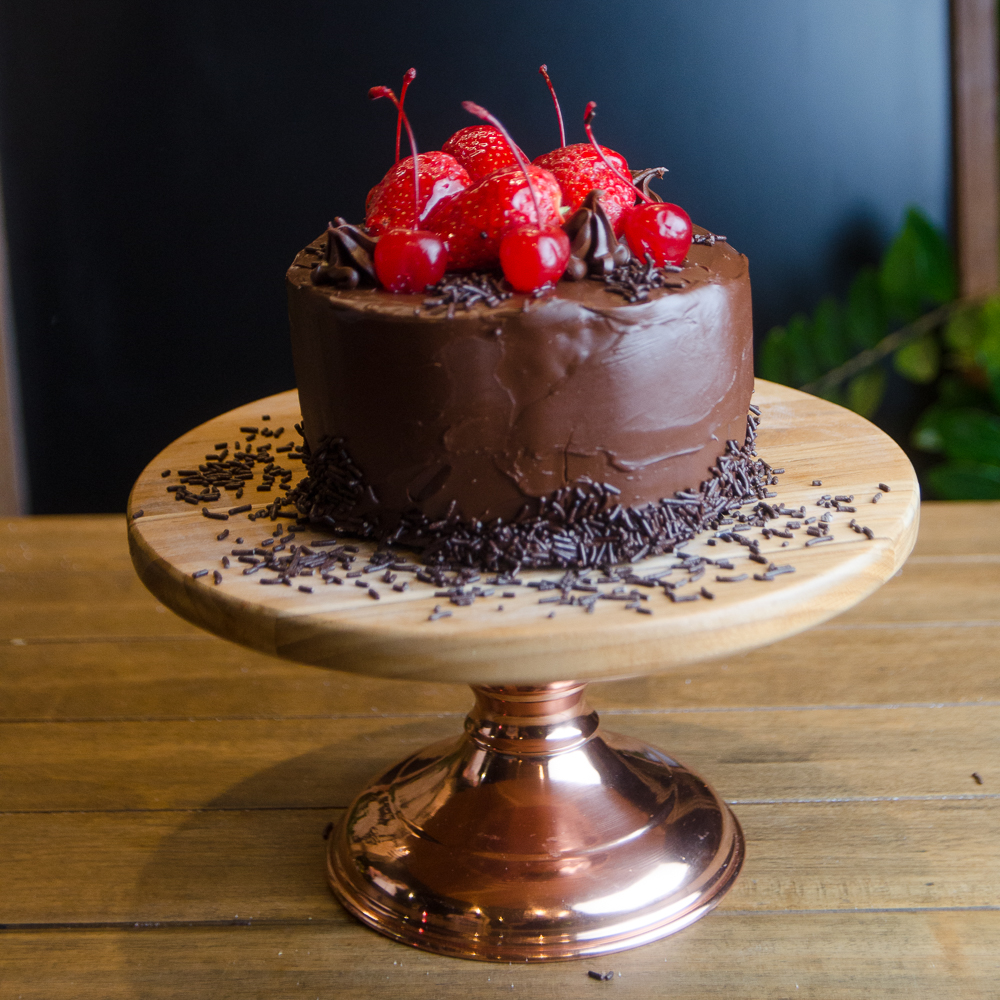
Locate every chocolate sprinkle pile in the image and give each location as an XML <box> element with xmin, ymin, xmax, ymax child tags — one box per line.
<box><xmin>599</xmin><ymin>254</ymin><xmax>685</xmax><ymax>303</ymax></box>
<box><xmin>423</xmin><ymin>272</ymin><xmax>512</xmax><ymax>312</ymax></box>
<box><xmin>285</xmin><ymin>410</ymin><xmax>777</xmax><ymax>573</ymax></box>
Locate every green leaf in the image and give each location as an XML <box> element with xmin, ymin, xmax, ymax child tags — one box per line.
<box><xmin>758</xmin><ymin>326</ymin><xmax>793</xmax><ymax>384</ymax></box>
<box><xmin>977</xmin><ymin>297</ymin><xmax>1000</xmax><ymax>408</ymax></box>
<box><xmin>913</xmin><ymin>406</ymin><xmax>1000</xmax><ymax>464</ymax></box>
<box><xmin>926</xmin><ymin>461</ymin><xmax>1000</xmax><ymax>500</ymax></box>
<box><xmin>845</xmin><ymin>267</ymin><xmax>886</xmax><ymax>350</ymax></box>
<box><xmin>811</xmin><ymin>296</ymin><xmax>850</xmax><ymax>371</ymax></box>
<box><xmin>785</xmin><ymin>314</ymin><xmax>821</xmax><ymax>386</ymax></box>
<box><xmin>846</xmin><ymin>366</ymin><xmax>886</xmax><ymax>418</ymax></box>
<box><xmin>893</xmin><ymin>335</ymin><xmax>940</xmax><ymax>384</ymax></box>
<box><xmin>879</xmin><ymin>208</ymin><xmax>956</xmax><ymax>321</ymax></box>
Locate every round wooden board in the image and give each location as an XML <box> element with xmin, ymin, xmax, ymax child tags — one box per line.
<box><xmin>128</xmin><ymin>380</ymin><xmax>919</xmax><ymax>685</ymax></box>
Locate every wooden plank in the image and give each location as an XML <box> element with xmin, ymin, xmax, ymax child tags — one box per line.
<box><xmin>1</xmin><ymin>910</ymin><xmax>997</xmax><ymax>999</ymax></box>
<box><xmin>2</xmin><ymin>706</ymin><xmax>995</xmax><ymax>812</ymax></box>
<box><xmin>910</xmin><ymin>501</ymin><xmax>1000</xmax><ymax>555</ymax></box>
<box><xmin>2</xmin><ymin>799</ymin><xmax>997</xmax><ymax>925</ymax></box>
<box><xmin>952</xmin><ymin>0</ymin><xmax>1000</xmax><ymax>297</ymax></box>
<box><xmin>4</xmin><ymin>619</ymin><xmax>1000</xmax><ymax>722</ymax></box>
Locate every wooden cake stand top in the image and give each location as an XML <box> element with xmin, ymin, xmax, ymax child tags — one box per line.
<box><xmin>128</xmin><ymin>380</ymin><xmax>919</xmax><ymax>685</ymax></box>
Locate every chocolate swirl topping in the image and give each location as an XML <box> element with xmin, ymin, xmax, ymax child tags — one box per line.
<box><xmin>630</xmin><ymin>167</ymin><xmax>669</xmax><ymax>203</ymax></box>
<box><xmin>562</xmin><ymin>190</ymin><xmax>631</xmax><ymax>280</ymax></box>
<box><xmin>311</xmin><ymin>218</ymin><xmax>379</xmax><ymax>288</ymax></box>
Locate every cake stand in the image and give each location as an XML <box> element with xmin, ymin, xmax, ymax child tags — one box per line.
<box><xmin>127</xmin><ymin>380</ymin><xmax>919</xmax><ymax>962</ymax></box>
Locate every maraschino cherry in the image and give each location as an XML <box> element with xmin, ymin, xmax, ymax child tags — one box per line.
<box><xmin>369</xmin><ymin>83</ymin><xmax>448</xmax><ymax>293</ymax></box>
<box><xmin>583</xmin><ymin>102</ymin><xmax>692</xmax><ymax>266</ymax></box>
<box><xmin>461</xmin><ymin>101</ymin><xmax>569</xmax><ymax>293</ymax></box>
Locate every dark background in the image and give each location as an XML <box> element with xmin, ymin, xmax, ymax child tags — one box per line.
<box><xmin>0</xmin><ymin>0</ymin><xmax>951</xmax><ymax>513</ymax></box>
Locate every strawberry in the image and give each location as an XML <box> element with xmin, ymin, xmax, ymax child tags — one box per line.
<box><xmin>442</xmin><ymin>125</ymin><xmax>525</xmax><ymax>182</ymax></box>
<box><xmin>365</xmin><ymin>151</ymin><xmax>471</xmax><ymax>235</ymax></box>
<box><xmin>533</xmin><ymin>144</ymin><xmax>635</xmax><ymax>235</ymax></box>
<box><xmin>425</xmin><ymin>163</ymin><xmax>563</xmax><ymax>270</ymax></box>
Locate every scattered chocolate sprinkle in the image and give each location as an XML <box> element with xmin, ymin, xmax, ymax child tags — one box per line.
<box><xmin>700</xmin><ymin>587</ymin><xmax>715</xmax><ymax>600</ymax></box>
<box><xmin>192</xmin><ymin>569</ymin><xmax>209</xmax><ymax>578</ymax></box>
<box><xmin>228</xmin><ymin>504</ymin><xmax>252</xmax><ymax>515</ymax></box>
<box><xmin>131</xmin><ymin>510</ymin><xmax>144</xmax><ymax>519</ymax></box>
<box><xmin>879</xmin><ymin>483</ymin><xmax>890</xmax><ymax>492</ymax></box>
<box><xmin>213</xmin><ymin>570</ymin><xmax>223</xmax><ymax>585</ymax></box>
<box><xmin>872</xmin><ymin>492</ymin><xmax>882</xmax><ymax>503</ymax></box>
<box><xmin>716</xmin><ymin>573</ymin><xmax>748</xmax><ymax>583</ymax></box>
<box><xmin>221</xmin><ymin>556</ymin><xmax>230</xmax><ymax>569</ymax></box>
<box><xmin>161</xmin><ymin>470</ymin><xmax>171</xmax><ymax>478</ymax></box>
<box><xmin>812</xmin><ymin>480</ymin><xmax>822</xmax><ymax>486</ymax></box>
<box><xmin>298</xmin><ymin>585</ymin><xmax>313</xmax><ymax>593</ymax></box>
<box><xmin>428</xmin><ymin>610</ymin><xmax>452</xmax><ymax>621</ymax></box>
<box><xmin>588</xmin><ymin>971</ymin><xmax>615</xmax><ymax>982</ymax></box>
<box><xmin>805</xmin><ymin>535</ymin><xmax>834</xmax><ymax>546</ymax></box>
<box><xmin>368</xmin><ymin>588</ymin><xmax>380</xmax><ymax>600</ymax></box>
<box><xmin>972</xmin><ymin>772</ymin><xmax>983</xmax><ymax>785</ymax></box>
<box><xmin>322</xmin><ymin>821</ymin><xmax>334</xmax><ymax>840</ymax></box>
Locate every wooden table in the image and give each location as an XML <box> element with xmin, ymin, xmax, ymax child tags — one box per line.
<box><xmin>2</xmin><ymin>502</ymin><xmax>997</xmax><ymax>997</ymax></box>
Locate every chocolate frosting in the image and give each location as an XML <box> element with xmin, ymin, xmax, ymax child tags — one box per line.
<box><xmin>310</xmin><ymin>218</ymin><xmax>379</xmax><ymax>288</ymax></box>
<box><xmin>562</xmin><ymin>191</ymin><xmax>631</xmax><ymax>280</ymax></box>
<box><xmin>287</xmin><ymin>226</ymin><xmax>754</xmax><ymax>525</ymax></box>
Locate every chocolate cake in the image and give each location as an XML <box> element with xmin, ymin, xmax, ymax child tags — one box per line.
<box><xmin>285</xmin><ymin>223</ymin><xmax>771</xmax><ymax>571</ymax></box>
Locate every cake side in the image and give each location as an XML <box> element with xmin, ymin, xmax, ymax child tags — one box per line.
<box><xmin>287</xmin><ymin>229</ymin><xmax>754</xmax><ymax>529</ymax></box>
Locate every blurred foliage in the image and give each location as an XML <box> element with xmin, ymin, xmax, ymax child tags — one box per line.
<box><xmin>758</xmin><ymin>207</ymin><xmax>1000</xmax><ymax>499</ymax></box>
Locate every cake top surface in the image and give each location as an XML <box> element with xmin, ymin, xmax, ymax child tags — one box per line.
<box><xmin>287</xmin><ymin>225</ymin><xmax>748</xmax><ymax>320</ymax></box>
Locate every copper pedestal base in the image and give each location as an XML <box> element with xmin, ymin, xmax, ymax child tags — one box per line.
<box><xmin>328</xmin><ymin>683</ymin><xmax>743</xmax><ymax>962</ymax></box>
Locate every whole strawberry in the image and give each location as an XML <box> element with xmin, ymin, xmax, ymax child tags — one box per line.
<box><xmin>442</xmin><ymin>125</ymin><xmax>525</xmax><ymax>182</ymax></box>
<box><xmin>533</xmin><ymin>144</ymin><xmax>635</xmax><ymax>235</ymax></box>
<box><xmin>366</xmin><ymin>151</ymin><xmax>471</xmax><ymax>235</ymax></box>
<box><xmin>425</xmin><ymin>163</ymin><xmax>563</xmax><ymax>270</ymax></box>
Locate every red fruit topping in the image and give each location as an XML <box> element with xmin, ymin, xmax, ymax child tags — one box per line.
<box><xmin>374</xmin><ymin>229</ymin><xmax>447</xmax><ymax>293</ymax></box>
<box><xmin>442</xmin><ymin>125</ymin><xmax>524</xmax><ymax>181</ymax></box>
<box><xmin>369</xmin><ymin>82</ymin><xmax>454</xmax><ymax>293</ymax></box>
<box><xmin>425</xmin><ymin>164</ymin><xmax>563</xmax><ymax>270</ymax></box>
<box><xmin>499</xmin><ymin>224</ymin><xmax>571</xmax><ymax>292</ymax></box>
<box><xmin>622</xmin><ymin>202</ymin><xmax>692</xmax><ymax>266</ymax></box>
<box><xmin>455</xmin><ymin>100</ymin><xmax>570</xmax><ymax>292</ymax></box>
<box><xmin>366</xmin><ymin>151</ymin><xmax>471</xmax><ymax>235</ymax></box>
<box><xmin>538</xmin><ymin>64</ymin><xmax>566</xmax><ymax>147</ymax></box>
<box><xmin>533</xmin><ymin>144</ymin><xmax>635</xmax><ymax>234</ymax></box>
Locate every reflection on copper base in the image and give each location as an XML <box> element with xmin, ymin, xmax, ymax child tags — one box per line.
<box><xmin>328</xmin><ymin>682</ymin><xmax>743</xmax><ymax>962</ymax></box>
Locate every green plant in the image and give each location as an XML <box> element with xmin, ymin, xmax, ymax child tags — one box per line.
<box><xmin>757</xmin><ymin>207</ymin><xmax>1000</xmax><ymax>499</ymax></box>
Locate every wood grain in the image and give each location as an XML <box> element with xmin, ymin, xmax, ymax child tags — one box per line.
<box><xmin>125</xmin><ymin>381</ymin><xmax>920</xmax><ymax>683</ymax></box>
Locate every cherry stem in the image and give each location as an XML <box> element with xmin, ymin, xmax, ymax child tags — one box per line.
<box><xmin>538</xmin><ymin>65</ymin><xmax>566</xmax><ymax>147</ymax></box>
<box><xmin>462</xmin><ymin>100</ymin><xmax>544</xmax><ymax>226</ymax></box>
<box><xmin>583</xmin><ymin>101</ymin><xmax>653</xmax><ymax>205</ymax></box>
<box><xmin>370</xmin><ymin>85</ymin><xmax>420</xmax><ymax>228</ymax></box>
<box><xmin>395</xmin><ymin>68</ymin><xmax>416</xmax><ymax>164</ymax></box>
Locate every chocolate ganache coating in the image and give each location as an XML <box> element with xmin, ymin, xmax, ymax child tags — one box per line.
<box><xmin>286</xmin><ymin>226</ymin><xmax>753</xmax><ymax>527</ymax></box>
